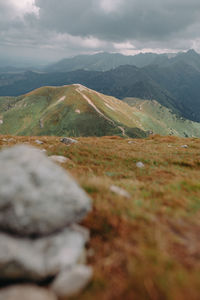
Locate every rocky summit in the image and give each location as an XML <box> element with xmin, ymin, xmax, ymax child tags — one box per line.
<box><xmin>0</xmin><ymin>145</ymin><xmax>92</xmax><ymax>299</ymax></box>
<box><xmin>0</xmin><ymin>145</ymin><xmax>91</xmax><ymax>236</ymax></box>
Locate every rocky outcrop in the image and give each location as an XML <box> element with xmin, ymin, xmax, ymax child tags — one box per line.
<box><xmin>0</xmin><ymin>145</ymin><xmax>92</xmax><ymax>298</ymax></box>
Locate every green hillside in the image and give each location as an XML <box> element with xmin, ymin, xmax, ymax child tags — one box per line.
<box><xmin>0</xmin><ymin>85</ymin><xmax>148</xmax><ymax>138</ymax></box>
<box><xmin>124</xmin><ymin>98</ymin><xmax>200</xmax><ymax>137</ymax></box>
<box><xmin>0</xmin><ymin>84</ymin><xmax>199</xmax><ymax>138</ymax></box>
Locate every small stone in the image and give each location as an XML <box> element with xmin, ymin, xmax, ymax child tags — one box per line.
<box><xmin>35</xmin><ymin>140</ymin><xmax>44</xmax><ymax>145</ymax></box>
<box><xmin>51</xmin><ymin>265</ymin><xmax>93</xmax><ymax>298</ymax></box>
<box><xmin>60</xmin><ymin>137</ymin><xmax>78</xmax><ymax>145</ymax></box>
<box><xmin>50</xmin><ymin>155</ymin><xmax>69</xmax><ymax>164</ymax></box>
<box><xmin>136</xmin><ymin>161</ymin><xmax>145</xmax><ymax>169</ymax></box>
<box><xmin>180</xmin><ymin>145</ymin><xmax>188</xmax><ymax>148</ymax></box>
<box><xmin>0</xmin><ymin>145</ymin><xmax>91</xmax><ymax>236</ymax></box>
<box><xmin>110</xmin><ymin>185</ymin><xmax>131</xmax><ymax>198</ymax></box>
<box><xmin>128</xmin><ymin>141</ymin><xmax>135</xmax><ymax>144</ymax></box>
<box><xmin>0</xmin><ymin>285</ymin><xmax>57</xmax><ymax>300</ymax></box>
<box><xmin>0</xmin><ymin>120</ymin><xmax>3</xmax><ymax>125</ymax></box>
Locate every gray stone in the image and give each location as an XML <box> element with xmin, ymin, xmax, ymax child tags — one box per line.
<box><xmin>60</xmin><ymin>137</ymin><xmax>78</xmax><ymax>145</ymax></box>
<box><xmin>0</xmin><ymin>226</ymin><xmax>89</xmax><ymax>281</ymax></box>
<box><xmin>0</xmin><ymin>285</ymin><xmax>57</xmax><ymax>300</ymax></box>
<box><xmin>35</xmin><ymin>140</ymin><xmax>44</xmax><ymax>145</ymax></box>
<box><xmin>136</xmin><ymin>161</ymin><xmax>145</xmax><ymax>169</ymax></box>
<box><xmin>50</xmin><ymin>155</ymin><xmax>69</xmax><ymax>164</ymax></box>
<box><xmin>51</xmin><ymin>265</ymin><xmax>93</xmax><ymax>298</ymax></box>
<box><xmin>180</xmin><ymin>144</ymin><xmax>188</xmax><ymax>148</ymax></box>
<box><xmin>110</xmin><ymin>185</ymin><xmax>131</xmax><ymax>198</ymax></box>
<box><xmin>0</xmin><ymin>145</ymin><xmax>91</xmax><ymax>236</ymax></box>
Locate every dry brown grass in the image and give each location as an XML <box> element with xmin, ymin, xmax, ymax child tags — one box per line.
<box><xmin>0</xmin><ymin>134</ymin><xmax>200</xmax><ymax>300</ymax></box>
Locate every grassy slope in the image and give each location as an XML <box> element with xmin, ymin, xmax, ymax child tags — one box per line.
<box><xmin>0</xmin><ymin>85</ymin><xmax>148</xmax><ymax>138</ymax></box>
<box><xmin>124</xmin><ymin>97</ymin><xmax>200</xmax><ymax>137</ymax></box>
<box><xmin>1</xmin><ymin>135</ymin><xmax>200</xmax><ymax>300</ymax></box>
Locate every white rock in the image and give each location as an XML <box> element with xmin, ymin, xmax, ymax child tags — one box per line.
<box><xmin>136</xmin><ymin>161</ymin><xmax>145</xmax><ymax>169</ymax></box>
<box><xmin>110</xmin><ymin>185</ymin><xmax>131</xmax><ymax>198</ymax></box>
<box><xmin>180</xmin><ymin>145</ymin><xmax>188</xmax><ymax>148</ymax></box>
<box><xmin>50</xmin><ymin>155</ymin><xmax>69</xmax><ymax>164</ymax></box>
<box><xmin>51</xmin><ymin>265</ymin><xmax>93</xmax><ymax>297</ymax></box>
<box><xmin>0</xmin><ymin>285</ymin><xmax>57</xmax><ymax>300</ymax></box>
<box><xmin>0</xmin><ymin>120</ymin><xmax>3</xmax><ymax>125</ymax></box>
<box><xmin>35</xmin><ymin>140</ymin><xmax>44</xmax><ymax>145</ymax></box>
<box><xmin>0</xmin><ymin>145</ymin><xmax>91</xmax><ymax>236</ymax></box>
<box><xmin>0</xmin><ymin>226</ymin><xmax>89</xmax><ymax>281</ymax></box>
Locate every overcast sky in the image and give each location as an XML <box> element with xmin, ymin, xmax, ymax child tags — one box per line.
<box><xmin>1</xmin><ymin>0</ymin><xmax>200</xmax><ymax>65</ymax></box>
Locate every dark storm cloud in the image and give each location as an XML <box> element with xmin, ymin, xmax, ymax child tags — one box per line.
<box><xmin>1</xmin><ymin>0</ymin><xmax>200</xmax><ymax>63</ymax></box>
<box><xmin>35</xmin><ymin>0</ymin><xmax>200</xmax><ymax>42</ymax></box>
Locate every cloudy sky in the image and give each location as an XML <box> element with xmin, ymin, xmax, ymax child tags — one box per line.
<box><xmin>1</xmin><ymin>0</ymin><xmax>200</xmax><ymax>65</ymax></box>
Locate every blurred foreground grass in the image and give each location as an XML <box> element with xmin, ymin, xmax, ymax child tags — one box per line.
<box><xmin>1</xmin><ymin>134</ymin><xmax>200</xmax><ymax>300</ymax></box>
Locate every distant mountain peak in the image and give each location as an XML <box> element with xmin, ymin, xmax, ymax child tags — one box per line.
<box><xmin>186</xmin><ymin>49</ymin><xmax>199</xmax><ymax>56</ymax></box>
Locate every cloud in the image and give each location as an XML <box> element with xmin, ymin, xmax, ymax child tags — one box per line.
<box><xmin>35</xmin><ymin>0</ymin><xmax>200</xmax><ymax>41</ymax></box>
<box><xmin>1</xmin><ymin>0</ymin><xmax>200</xmax><ymax>63</ymax></box>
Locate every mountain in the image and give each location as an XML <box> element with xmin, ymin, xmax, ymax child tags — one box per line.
<box><xmin>0</xmin><ymin>84</ymin><xmax>200</xmax><ymax>138</ymax></box>
<box><xmin>160</xmin><ymin>49</ymin><xmax>200</xmax><ymax>71</ymax></box>
<box><xmin>44</xmin><ymin>49</ymin><xmax>200</xmax><ymax>73</ymax></box>
<box><xmin>44</xmin><ymin>52</ymin><xmax>169</xmax><ymax>72</ymax></box>
<box><xmin>0</xmin><ymin>50</ymin><xmax>200</xmax><ymax>122</ymax></box>
<box><xmin>0</xmin><ymin>66</ymin><xmax>180</xmax><ymax>113</ymax></box>
<box><xmin>144</xmin><ymin>61</ymin><xmax>200</xmax><ymax>122</ymax></box>
<box><xmin>0</xmin><ymin>85</ymin><xmax>148</xmax><ymax>138</ymax></box>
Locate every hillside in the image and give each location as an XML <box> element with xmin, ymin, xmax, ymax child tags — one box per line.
<box><xmin>0</xmin><ymin>85</ymin><xmax>148</xmax><ymax>138</ymax></box>
<box><xmin>0</xmin><ymin>85</ymin><xmax>200</xmax><ymax>138</ymax></box>
<box><xmin>0</xmin><ymin>134</ymin><xmax>200</xmax><ymax>300</ymax></box>
<box><xmin>124</xmin><ymin>98</ymin><xmax>200</xmax><ymax>137</ymax></box>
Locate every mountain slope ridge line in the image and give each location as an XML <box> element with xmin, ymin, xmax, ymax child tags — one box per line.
<box><xmin>74</xmin><ymin>84</ymin><xmax>126</xmax><ymax>136</ymax></box>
